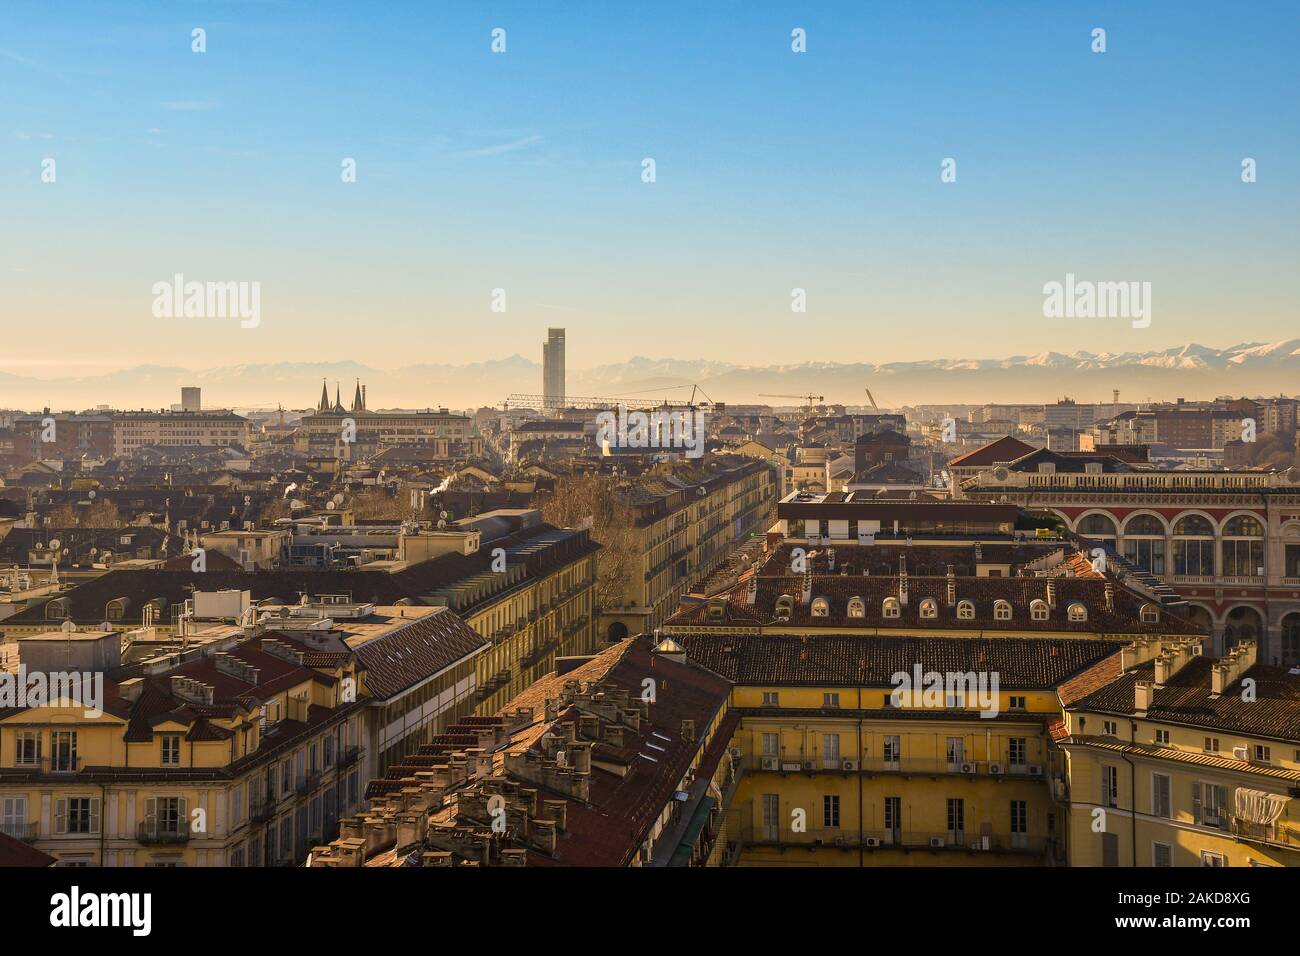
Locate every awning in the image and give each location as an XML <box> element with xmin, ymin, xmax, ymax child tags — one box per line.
<box><xmin>1234</xmin><ymin>788</ymin><xmax>1289</xmax><ymax>826</ymax></box>
<box><xmin>667</xmin><ymin>796</ymin><xmax>716</xmax><ymax>867</ymax></box>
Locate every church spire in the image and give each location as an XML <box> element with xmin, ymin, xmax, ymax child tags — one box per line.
<box><xmin>352</xmin><ymin>379</ymin><xmax>364</xmax><ymax>412</ymax></box>
<box><xmin>334</xmin><ymin>382</ymin><xmax>343</xmax><ymax>413</ymax></box>
<box><xmin>318</xmin><ymin>378</ymin><xmax>329</xmax><ymax>413</ymax></box>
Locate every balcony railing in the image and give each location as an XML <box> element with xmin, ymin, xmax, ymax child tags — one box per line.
<box><xmin>751</xmin><ymin>754</ymin><xmax>1047</xmax><ymax>779</ymax></box>
<box><xmin>0</xmin><ymin>821</ymin><xmax>40</xmax><ymax>843</ymax></box>
<box><xmin>250</xmin><ymin>791</ymin><xmax>278</xmax><ymax>823</ymax></box>
<box><xmin>295</xmin><ymin>771</ymin><xmax>322</xmax><ymax>795</ymax></box>
<box><xmin>1232</xmin><ymin>818</ymin><xmax>1300</xmax><ymax>849</ymax></box>
<box><xmin>337</xmin><ymin>746</ymin><xmax>362</xmax><ymax>770</ymax></box>
<box><xmin>741</xmin><ymin>827</ymin><xmax>1047</xmax><ymax>854</ymax></box>
<box><xmin>138</xmin><ymin>822</ymin><xmax>191</xmax><ymax>845</ymax></box>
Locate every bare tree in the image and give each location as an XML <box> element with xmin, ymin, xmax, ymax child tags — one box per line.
<box><xmin>536</xmin><ymin>473</ymin><xmax>640</xmax><ymax>612</ymax></box>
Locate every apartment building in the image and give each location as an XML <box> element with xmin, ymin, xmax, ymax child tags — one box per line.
<box><xmin>11</xmin><ymin>411</ymin><xmax>115</xmax><ymax>462</ymax></box>
<box><xmin>1056</xmin><ymin>637</ymin><xmax>1299</xmax><ymax>867</ymax></box>
<box><xmin>113</xmin><ymin>409</ymin><xmax>252</xmax><ymax>457</ymax></box>
<box><xmin>599</xmin><ymin>457</ymin><xmax>777</xmax><ymax>641</ymax></box>
<box><xmin>295</xmin><ymin>383</ymin><xmax>477</xmax><ymax>457</ymax></box>
<box><xmin>960</xmin><ymin>443</ymin><xmax>1300</xmax><ymax>662</ymax></box>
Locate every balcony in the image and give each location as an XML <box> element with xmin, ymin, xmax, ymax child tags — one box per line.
<box><xmin>1221</xmin><ymin>575</ymin><xmax>1265</xmax><ymax>586</ymax></box>
<box><xmin>138</xmin><ymin>822</ymin><xmax>191</xmax><ymax>845</ymax></box>
<box><xmin>250</xmin><ymin>791</ymin><xmax>278</xmax><ymax>823</ymax></box>
<box><xmin>337</xmin><ymin>746</ymin><xmax>362</xmax><ymax>770</ymax></box>
<box><xmin>0</xmin><ymin>821</ymin><xmax>40</xmax><ymax>843</ymax></box>
<box><xmin>1170</xmin><ymin>575</ymin><xmax>1215</xmax><ymax>585</ymax></box>
<box><xmin>295</xmin><ymin>771</ymin><xmax>322</xmax><ymax>795</ymax></box>
<box><xmin>1232</xmin><ymin>818</ymin><xmax>1300</xmax><ymax>849</ymax></box>
<box><xmin>752</xmin><ymin>754</ymin><xmax>1048</xmax><ymax>780</ymax></box>
<box><xmin>741</xmin><ymin>827</ymin><xmax>1047</xmax><ymax>855</ymax></box>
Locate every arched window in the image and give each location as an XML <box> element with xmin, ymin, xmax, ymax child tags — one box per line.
<box><xmin>1139</xmin><ymin>603</ymin><xmax>1160</xmax><ymax>624</ymax></box>
<box><xmin>882</xmin><ymin>597</ymin><xmax>901</xmax><ymax>619</ymax></box>
<box><xmin>1173</xmin><ymin>514</ymin><xmax>1215</xmax><ymax>577</ymax></box>
<box><xmin>1067</xmin><ymin>602</ymin><xmax>1088</xmax><ymax>622</ymax></box>
<box><xmin>957</xmin><ymin>600</ymin><xmax>975</xmax><ymax>620</ymax></box>
<box><xmin>1124</xmin><ymin>513</ymin><xmax>1166</xmax><ymax>536</ymax></box>
<box><xmin>1122</xmin><ymin>513</ymin><xmax>1166</xmax><ymax>575</ymax></box>
<box><xmin>847</xmin><ymin>596</ymin><xmax>865</xmax><ymax>618</ymax></box>
<box><xmin>994</xmin><ymin>600</ymin><xmax>1012</xmax><ymax>621</ymax></box>
<box><xmin>919</xmin><ymin>598</ymin><xmax>938</xmax><ymax>619</ymax></box>
<box><xmin>810</xmin><ymin>597</ymin><xmax>830</xmax><ymax>617</ymax></box>
<box><xmin>1078</xmin><ymin>513</ymin><xmax>1117</xmax><ymax>538</ymax></box>
<box><xmin>1030</xmin><ymin>599</ymin><xmax>1049</xmax><ymax>621</ymax></box>
<box><xmin>1222</xmin><ymin>515</ymin><xmax>1265</xmax><ymax>577</ymax></box>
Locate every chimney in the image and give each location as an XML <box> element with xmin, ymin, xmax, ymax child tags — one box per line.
<box><xmin>898</xmin><ymin>556</ymin><xmax>908</xmax><ymax>606</ymax></box>
<box><xmin>1210</xmin><ymin>662</ymin><xmax>1229</xmax><ymax>698</ymax></box>
<box><xmin>1134</xmin><ymin>680</ymin><xmax>1152</xmax><ymax>716</ymax></box>
<box><xmin>1046</xmin><ymin>578</ymin><xmax>1057</xmax><ymax>609</ymax></box>
<box><xmin>746</xmin><ymin>575</ymin><xmax>757</xmax><ymax>605</ymax></box>
<box><xmin>1104</xmin><ymin>582</ymin><xmax>1114</xmax><ymax>612</ymax></box>
<box><xmin>681</xmin><ymin>719</ymin><xmax>696</xmax><ymax>743</ymax></box>
<box><xmin>946</xmin><ymin>565</ymin><xmax>956</xmax><ymax>606</ymax></box>
<box><xmin>118</xmin><ymin>677</ymin><xmax>145</xmax><ymax>704</ymax></box>
<box><xmin>801</xmin><ymin>566</ymin><xmax>813</xmax><ymax>605</ymax></box>
<box><xmin>1153</xmin><ymin>654</ymin><xmax>1171</xmax><ymax>687</ymax></box>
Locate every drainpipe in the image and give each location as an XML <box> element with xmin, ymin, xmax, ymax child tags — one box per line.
<box><xmin>857</xmin><ymin>686</ymin><xmax>864</xmax><ymax>867</ymax></box>
<box><xmin>1119</xmin><ymin>720</ymin><xmax>1138</xmax><ymax>866</ymax></box>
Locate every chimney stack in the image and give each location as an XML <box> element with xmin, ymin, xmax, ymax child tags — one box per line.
<box><xmin>946</xmin><ymin>565</ymin><xmax>956</xmax><ymax>606</ymax></box>
<box><xmin>1134</xmin><ymin>680</ymin><xmax>1152</xmax><ymax>716</ymax></box>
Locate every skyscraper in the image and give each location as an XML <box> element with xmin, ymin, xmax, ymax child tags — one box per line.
<box><xmin>542</xmin><ymin>328</ymin><xmax>566</xmax><ymax>410</ymax></box>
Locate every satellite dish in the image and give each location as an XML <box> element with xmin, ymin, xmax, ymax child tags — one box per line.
<box><xmin>439</xmin><ymin>511</ymin><xmax>449</xmax><ymax>520</ymax></box>
<box><xmin>48</xmin><ymin>538</ymin><xmax>61</xmax><ymax>551</ymax></box>
<box><xmin>437</xmin><ymin>519</ymin><xmax>447</xmax><ymax>530</ymax></box>
<box><xmin>992</xmin><ymin>467</ymin><xmax>1009</xmax><ymax>482</ymax></box>
<box><xmin>332</xmin><ymin>493</ymin><xmax>345</xmax><ymax>507</ymax></box>
<box><xmin>88</xmin><ymin>490</ymin><xmax>96</xmax><ymax>499</ymax></box>
<box><xmin>90</xmin><ymin>548</ymin><xmax>98</xmax><ymax>556</ymax></box>
<box><xmin>326</xmin><ymin>501</ymin><xmax>335</xmax><ymax>510</ymax></box>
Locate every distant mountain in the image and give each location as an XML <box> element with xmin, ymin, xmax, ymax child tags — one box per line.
<box><xmin>2</xmin><ymin>341</ymin><xmax>1297</xmax><ymax>412</ymax></box>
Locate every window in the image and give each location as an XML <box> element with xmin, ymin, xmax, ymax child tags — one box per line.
<box><xmin>761</xmin><ymin>692</ymin><xmax>779</xmax><ymax>707</ymax></box>
<box><xmin>919</xmin><ymin>598</ymin><xmax>938</xmax><ymax>619</ymax></box>
<box><xmin>946</xmin><ymin>737</ymin><xmax>965</xmax><ymax>769</ymax></box>
<box><xmin>1152</xmin><ymin>773</ymin><xmax>1172</xmax><ymax>818</ymax></box>
<box><xmin>56</xmin><ymin>797</ymin><xmax>100</xmax><ymax>834</ymax></box>
<box><xmin>160</xmin><ymin>734</ymin><xmax>182</xmax><ymax>766</ymax></box>
<box><xmin>847</xmin><ymin>596</ymin><xmax>865</xmax><ymax>618</ymax></box>
<box><xmin>810</xmin><ymin>597</ymin><xmax>829</xmax><ymax>617</ymax></box>
<box><xmin>1201</xmin><ymin>850</ymin><xmax>1226</xmax><ymax>867</ymax></box>
<box><xmin>1204</xmin><ymin>737</ymin><xmax>1219</xmax><ymax>753</ymax></box>
<box><xmin>1009</xmin><ymin>737</ymin><xmax>1027</xmax><ymax>766</ymax></box>
<box><xmin>884</xmin><ymin>796</ymin><xmax>901</xmax><ymax>842</ymax></box>
<box><xmin>1155</xmin><ymin>729</ymin><xmax>1170</xmax><ymax>745</ymax></box>
<box><xmin>1222</xmin><ymin>515</ymin><xmax>1265</xmax><ymax>577</ymax></box>
<box><xmin>946</xmin><ymin>798</ymin><xmax>965</xmax><ymax>841</ymax></box>
<box><xmin>993</xmin><ymin>600</ymin><xmax>1012</xmax><ymax>621</ymax></box>
<box><xmin>1030</xmin><ymin>599</ymin><xmax>1049</xmax><ymax>621</ymax></box>
<box><xmin>1102</xmin><ymin>720</ymin><xmax>1118</xmax><ymax>737</ymax></box>
<box><xmin>822</xmin><ymin>795</ymin><xmax>840</xmax><ymax>829</ymax></box>
<box><xmin>15</xmin><ymin>732</ymin><xmax>40</xmax><ymax>766</ymax></box>
<box><xmin>1010</xmin><ymin>800</ymin><xmax>1028</xmax><ymax>848</ymax></box>
<box><xmin>761</xmin><ymin>794</ymin><xmax>780</xmax><ymax>841</ymax></box>
<box><xmin>882</xmin><ymin>597</ymin><xmax>901</xmax><ymax>619</ymax></box>
<box><xmin>145</xmin><ymin>796</ymin><xmax>188</xmax><ymax>838</ymax></box>
<box><xmin>1</xmin><ymin>797</ymin><xmax>28</xmax><ymax>839</ymax></box>
<box><xmin>1009</xmin><ymin>696</ymin><xmax>1026</xmax><ymax>710</ymax></box>
<box><xmin>822</xmin><ymin>734</ymin><xmax>840</xmax><ymax>766</ymax></box>
<box><xmin>1254</xmin><ymin>745</ymin><xmax>1271</xmax><ymax>763</ymax></box>
<box><xmin>822</xmin><ymin>692</ymin><xmax>840</xmax><ymax>709</ymax></box>
<box><xmin>1195</xmin><ymin>782</ymin><xmax>1228</xmax><ymax>829</ymax></box>
<box><xmin>1153</xmin><ymin>843</ymin><xmax>1172</xmax><ymax>867</ymax></box>
<box><xmin>1101</xmin><ymin>766</ymin><xmax>1118</xmax><ymax>808</ymax></box>
<box><xmin>1078</xmin><ymin>513</ymin><xmax>1118</xmax><ymax>540</ymax></box>
<box><xmin>761</xmin><ymin>733</ymin><xmax>779</xmax><ymax>757</ymax></box>
<box><xmin>50</xmin><ymin>731</ymin><xmax>77</xmax><ymax>772</ymax></box>
<box><xmin>957</xmin><ymin>600</ymin><xmax>975</xmax><ymax>620</ymax></box>
<box><xmin>1123</xmin><ymin>514</ymin><xmax>1167</xmax><ymax>575</ymax></box>
<box><xmin>882</xmin><ymin>735</ymin><xmax>900</xmax><ymax>769</ymax></box>
<box><xmin>1067</xmin><ymin>603</ymin><xmax>1087</xmax><ymax>622</ymax></box>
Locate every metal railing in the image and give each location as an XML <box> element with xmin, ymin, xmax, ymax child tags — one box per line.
<box><xmin>0</xmin><ymin>821</ymin><xmax>40</xmax><ymax>843</ymax></box>
<box><xmin>750</xmin><ymin>754</ymin><xmax>1047</xmax><ymax>779</ymax></box>
<box><xmin>740</xmin><ymin>827</ymin><xmax>1046</xmax><ymax>854</ymax></box>
<box><xmin>138</xmin><ymin>821</ymin><xmax>191</xmax><ymax>845</ymax></box>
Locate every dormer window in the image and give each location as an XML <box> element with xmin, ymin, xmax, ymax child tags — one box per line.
<box><xmin>1140</xmin><ymin>603</ymin><xmax>1160</xmax><ymax>624</ymax></box>
<box><xmin>810</xmin><ymin>597</ymin><xmax>830</xmax><ymax>617</ymax></box>
<box><xmin>1030</xmin><ymin>599</ymin><xmax>1049</xmax><ymax>622</ymax></box>
<box><xmin>882</xmin><ymin>597</ymin><xmax>901</xmax><ymax>619</ymax></box>
<box><xmin>957</xmin><ymin>600</ymin><xmax>975</xmax><ymax>620</ymax></box>
<box><xmin>919</xmin><ymin>598</ymin><xmax>938</xmax><ymax>620</ymax></box>
<box><xmin>847</xmin><ymin>596</ymin><xmax>865</xmax><ymax>618</ymax></box>
<box><xmin>1067</xmin><ymin>602</ymin><xmax>1088</xmax><ymax>623</ymax></box>
<box><xmin>994</xmin><ymin>600</ymin><xmax>1012</xmax><ymax>621</ymax></box>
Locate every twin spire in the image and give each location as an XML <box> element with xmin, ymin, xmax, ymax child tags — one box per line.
<box><xmin>316</xmin><ymin>378</ymin><xmax>367</xmax><ymax>414</ymax></box>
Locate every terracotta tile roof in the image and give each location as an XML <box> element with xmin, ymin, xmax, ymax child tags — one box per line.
<box><xmin>946</xmin><ymin>436</ymin><xmax>1037</xmax><ymax>467</ymax></box>
<box><xmin>0</xmin><ymin>831</ymin><xmax>55</xmax><ymax>867</ymax></box>
<box><xmin>1066</xmin><ymin>656</ymin><xmax>1300</xmax><ymax>742</ymax></box>
<box><xmin>677</xmin><ymin>633</ymin><xmax>1123</xmax><ymax>688</ymax></box>
<box><xmin>350</xmin><ymin>608</ymin><xmax>487</xmax><ymax>701</ymax></box>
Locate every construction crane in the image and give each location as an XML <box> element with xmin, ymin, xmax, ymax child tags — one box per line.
<box><xmin>504</xmin><ymin>388</ymin><xmax>714</xmax><ymax>412</ymax></box>
<box><xmin>864</xmin><ymin>387</ymin><xmax>879</xmax><ymax>411</ymax></box>
<box><xmin>759</xmin><ymin>393</ymin><xmax>824</xmax><ymax>414</ymax></box>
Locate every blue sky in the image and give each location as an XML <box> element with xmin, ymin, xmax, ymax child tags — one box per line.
<box><xmin>2</xmin><ymin>0</ymin><xmax>1297</xmax><ymax>376</ymax></box>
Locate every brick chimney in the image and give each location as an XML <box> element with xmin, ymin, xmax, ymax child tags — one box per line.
<box><xmin>946</xmin><ymin>565</ymin><xmax>956</xmax><ymax>606</ymax></box>
<box><xmin>1134</xmin><ymin>680</ymin><xmax>1152</xmax><ymax>716</ymax></box>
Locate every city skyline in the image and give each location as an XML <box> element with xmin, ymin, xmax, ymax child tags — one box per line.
<box><xmin>4</xmin><ymin>1</ymin><xmax>1297</xmax><ymax>375</ymax></box>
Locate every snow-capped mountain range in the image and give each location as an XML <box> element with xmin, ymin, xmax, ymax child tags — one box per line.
<box><xmin>3</xmin><ymin>341</ymin><xmax>1297</xmax><ymax>412</ymax></box>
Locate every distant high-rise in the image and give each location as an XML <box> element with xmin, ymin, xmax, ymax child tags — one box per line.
<box><xmin>542</xmin><ymin>328</ymin><xmax>566</xmax><ymax>410</ymax></box>
<box><xmin>181</xmin><ymin>386</ymin><xmax>201</xmax><ymax>412</ymax></box>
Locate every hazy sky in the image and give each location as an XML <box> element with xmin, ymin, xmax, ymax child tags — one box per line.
<box><xmin>3</xmin><ymin>0</ymin><xmax>1297</xmax><ymax>378</ymax></box>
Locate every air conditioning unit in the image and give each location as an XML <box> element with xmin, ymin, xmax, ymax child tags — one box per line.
<box><xmin>760</xmin><ymin>756</ymin><xmax>779</xmax><ymax>771</ymax></box>
<box><xmin>781</xmin><ymin>762</ymin><xmax>802</xmax><ymax>773</ymax></box>
<box><xmin>863</xmin><ymin>837</ymin><xmax>880</xmax><ymax>848</ymax></box>
<box><xmin>960</xmin><ymin>762</ymin><xmax>976</xmax><ymax>774</ymax></box>
<box><xmin>988</xmin><ymin>762</ymin><xmax>1003</xmax><ymax>775</ymax></box>
<box><xmin>929</xmin><ymin>837</ymin><xmax>946</xmax><ymax>848</ymax></box>
<box><xmin>841</xmin><ymin>759</ymin><xmax>859</xmax><ymax>772</ymax></box>
<box><xmin>1232</xmin><ymin>746</ymin><xmax>1249</xmax><ymax>761</ymax></box>
<box><xmin>801</xmin><ymin>759</ymin><xmax>817</xmax><ymax>771</ymax></box>
<box><xmin>1028</xmin><ymin>764</ymin><xmax>1043</xmax><ymax>776</ymax></box>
